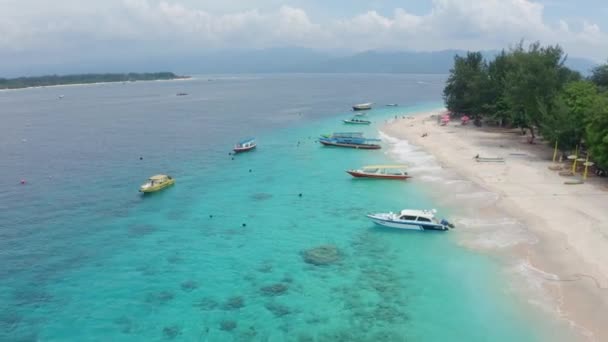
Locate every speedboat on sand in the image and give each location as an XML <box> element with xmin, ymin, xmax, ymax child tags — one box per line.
<box><xmin>367</xmin><ymin>209</ymin><xmax>454</xmax><ymax>231</ymax></box>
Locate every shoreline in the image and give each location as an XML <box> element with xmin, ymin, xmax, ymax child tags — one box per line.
<box><xmin>0</xmin><ymin>76</ymin><xmax>193</xmax><ymax>92</ymax></box>
<box><xmin>382</xmin><ymin>109</ymin><xmax>608</xmax><ymax>341</ymax></box>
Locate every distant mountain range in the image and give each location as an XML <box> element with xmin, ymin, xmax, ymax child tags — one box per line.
<box><xmin>0</xmin><ymin>48</ymin><xmax>598</xmax><ymax>78</ymax></box>
<box><xmin>180</xmin><ymin>48</ymin><xmax>598</xmax><ymax>75</ymax></box>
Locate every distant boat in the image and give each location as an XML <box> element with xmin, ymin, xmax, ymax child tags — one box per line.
<box><xmin>346</xmin><ymin>165</ymin><xmax>410</xmax><ymax>179</ymax></box>
<box><xmin>233</xmin><ymin>137</ymin><xmax>257</xmax><ymax>153</ymax></box>
<box><xmin>58</xmin><ymin>95</ymin><xmax>64</xmax><ymax>99</ymax></box>
<box><xmin>367</xmin><ymin>209</ymin><xmax>454</xmax><ymax>231</ymax></box>
<box><xmin>319</xmin><ymin>132</ymin><xmax>381</xmax><ymax>149</ymax></box>
<box><xmin>343</xmin><ymin>118</ymin><xmax>371</xmax><ymax>125</ymax></box>
<box><xmin>353</xmin><ymin>102</ymin><xmax>372</xmax><ymax>111</ymax></box>
<box><xmin>386</xmin><ymin>103</ymin><xmax>398</xmax><ymax>107</ymax></box>
<box><xmin>139</xmin><ymin>174</ymin><xmax>175</xmax><ymax>193</ymax></box>
<box><xmin>176</xmin><ymin>92</ymin><xmax>188</xmax><ymax>96</ymax></box>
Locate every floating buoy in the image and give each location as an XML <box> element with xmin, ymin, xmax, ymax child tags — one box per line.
<box><xmin>298</xmin><ymin>193</ymin><xmax>302</xmax><ymax>197</ymax></box>
<box><xmin>231</xmin><ymin>157</ymin><xmax>234</xmax><ymax>160</ymax></box>
<box><xmin>139</xmin><ymin>156</ymin><xmax>143</xmax><ymax>160</ymax></box>
<box><xmin>20</xmin><ymin>179</ymin><xmax>26</xmax><ymax>184</ymax></box>
<box><xmin>209</xmin><ymin>215</ymin><xmax>213</xmax><ymax>218</ymax></box>
<box><xmin>249</xmin><ymin>169</ymin><xmax>252</xmax><ymax>173</ymax></box>
<box><xmin>242</xmin><ymin>223</ymin><xmax>247</xmax><ymax>227</ymax></box>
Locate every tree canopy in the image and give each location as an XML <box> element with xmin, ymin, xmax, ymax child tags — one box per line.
<box><xmin>443</xmin><ymin>42</ymin><xmax>608</xmax><ymax>168</ymax></box>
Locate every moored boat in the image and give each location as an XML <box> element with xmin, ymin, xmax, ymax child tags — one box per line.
<box><xmin>233</xmin><ymin>137</ymin><xmax>257</xmax><ymax>153</ymax></box>
<box><xmin>139</xmin><ymin>174</ymin><xmax>175</xmax><ymax>193</ymax></box>
<box><xmin>366</xmin><ymin>209</ymin><xmax>454</xmax><ymax>231</ymax></box>
<box><xmin>343</xmin><ymin>118</ymin><xmax>371</xmax><ymax>125</ymax></box>
<box><xmin>346</xmin><ymin>165</ymin><xmax>410</xmax><ymax>179</ymax></box>
<box><xmin>319</xmin><ymin>132</ymin><xmax>381</xmax><ymax>149</ymax></box>
<box><xmin>353</xmin><ymin>102</ymin><xmax>372</xmax><ymax>111</ymax></box>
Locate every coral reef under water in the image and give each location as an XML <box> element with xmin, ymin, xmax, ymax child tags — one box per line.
<box><xmin>302</xmin><ymin>245</ymin><xmax>341</xmax><ymax>265</ymax></box>
<box><xmin>260</xmin><ymin>283</ymin><xmax>289</xmax><ymax>296</ymax></box>
<box><xmin>180</xmin><ymin>280</ymin><xmax>199</xmax><ymax>292</ymax></box>
<box><xmin>223</xmin><ymin>296</ymin><xmax>245</xmax><ymax>310</ymax></box>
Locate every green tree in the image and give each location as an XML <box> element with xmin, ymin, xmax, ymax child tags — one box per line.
<box><xmin>590</xmin><ymin>60</ymin><xmax>608</xmax><ymax>90</ymax></box>
<box><xmin>585</xmin><ymin>94</ymin><xmax>608</xmax><ymax>168</ymax></box>
<box><xmin>443</xmin><ymin>51</ymin><xmax>489</xmax><ymax>118</ymax></box>
<box><xmin>502</xmin><ymin>42</ymin><xmax>567</xmax><ymax>142</ymax></box>
<box><xmin>483</xmin><ymin>50</ymin><xmax>511</xmax><ymax>125</ymax></box>
<box><xmin>539</xmin><ymin>81</ymin><xmax>598</xmax><ymax>150</ymax></box>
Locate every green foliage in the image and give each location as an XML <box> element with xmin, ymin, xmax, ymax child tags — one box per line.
<box><xmin>0</xmin><ymin>72</ymin><xmax>186</xmax><ymax>89</ymax></box>
<box><xmin>585</xmin><ymin>94</ymin><xmax>608</xmax><ymax>168</ymax></box>
<box><xmin>443</xmin><ymin>41</ymin><xmax>608</xmax><ymax>166</ymax></box>
<box><xmin>443</xmin><ymin>52</ymin><xmax>489</xmax><ymax>118</ymax></box>
<box><xmin>539</xmin><ymin>81</ymin><xmax>598</xmax><ymax>150</ymax></box>
<box><xmin>590</xmin><ymin>60</ymin><xmax>608</xmax><ymax>89</ymax></box>
<box><xmin>501</xmin><ymin>42</ymin><xmax>568</xmax><ymax>141</ymax></box>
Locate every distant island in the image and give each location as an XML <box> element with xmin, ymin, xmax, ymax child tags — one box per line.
<box><xmin>0</xmin><ymin>72</ymin><xmax>190</xmax><ymax>90</ymax></box>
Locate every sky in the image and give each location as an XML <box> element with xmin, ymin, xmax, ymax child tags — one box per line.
<box><xmin>1</xmin><ymin>0</ymin><xmax>607</xmax><ymax>75</ymax></box>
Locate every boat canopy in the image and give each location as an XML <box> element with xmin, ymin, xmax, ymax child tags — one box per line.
<box><xmin>237</xmin><ymin>137</ymin><xmax>256</xmax><ymax>145</ymax></box>
<box><xmin>149</xmin><ymin>174</ymin><xmax>170</xmax><ymax>181</ymax></box>
<box><xmin>363</xmin><ymin>164</ymin><xmax>408</xmax><ymax>169</ymax></box>
<box><xmin>399</xmin><ymin>209</ymin><xmax>436</xmax><ymax>218</ymax></box>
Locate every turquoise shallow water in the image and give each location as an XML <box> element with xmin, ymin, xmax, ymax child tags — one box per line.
<box><xmin>1</xmin><ymin>74</ymin><xmax>571</xmax><ymax>341</ymax></box>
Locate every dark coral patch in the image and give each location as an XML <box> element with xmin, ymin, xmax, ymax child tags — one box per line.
<box><xmin>260</xmin><ymin>283</ymin><xmax>288</xmax><ymax>296</ymax></box>
<box><xmin>222</xmin><ymin>296</ymin><xmax>245</xmax><ymax>310</ymax></box>
<box><xmin>220</xmin><ymin>320</ymin><xmax>237</xmax><ymax>331</ymax></box>
<box><xmin>180</xmin><ymin>280</ymin><xmax>199</xmax><ymax>292</ymax></box>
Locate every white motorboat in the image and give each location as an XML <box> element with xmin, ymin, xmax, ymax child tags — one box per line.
<box><xmin>366</xmin><ymin>209</ymin><xmax>454</xmax><ymax>231</ymax></box>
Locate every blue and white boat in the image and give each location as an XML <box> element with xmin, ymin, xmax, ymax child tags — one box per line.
<box><xmin>366</xmin><ymin>209</ymin><xmax>454</xmax><ymax>231</ymax></box>
<box><xmin>319</xmin><ymin>132</ymin><xmax>381</xmax><ymax>149</ymax></box>
<box><xmin>233</xmin><ymin>137</ymin><xmax>256</xmax><ymax>153</ymax></box>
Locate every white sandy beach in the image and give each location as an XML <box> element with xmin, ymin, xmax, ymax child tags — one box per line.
<box><xmin>383</xmin><ymin>110</ymin><xmax>608</xmax><ymax>341</ymax></box>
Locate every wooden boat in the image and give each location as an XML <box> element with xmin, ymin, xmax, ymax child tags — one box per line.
<box><xmin>139</xmin><ymin>174</ymin><xmax>175</xmax><ymax>193</ymax></box>
<box><xmin>367</xmin><ymin>209</ymin><xmax>454</xmax><ymax>231</ymax></box>
<box><xmin>347</xmin><ymin>165</ymin><xmax>410</xmax><ymax>179</ymax></box>
<box><xmin>233</xmin><ymin>138</ymin><xmax>256</xmax><ymax>153</ymax></box>
<box><xmin>343</xmin><ymin>118</ymin><xmax>371</xmax><ymax>125</ymax></box>
<box><xmin>353</xmin><ymin>102</ymin><xmax>372</xmax><ymax>111</ymax></box>
<box><xmin>319</xmin><ymin>132</ymin><xmax>381</xmax><ymax>149</ymax></box>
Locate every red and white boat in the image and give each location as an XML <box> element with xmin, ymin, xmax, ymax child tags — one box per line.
<box><xmin>233</xmin><ymin>137</ymin><xmax>256</xmax><ymax>153</ymax></box>
<box><xmin>346</xmin><ymin>165</ymin><xmax>410</xmax><ymax>180</ymax></box>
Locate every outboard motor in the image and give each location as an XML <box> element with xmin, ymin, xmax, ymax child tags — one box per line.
<box><xmin>440</xmin><ymin>219</ymin><xmax>455</xmax><ymax>229</ymax></box>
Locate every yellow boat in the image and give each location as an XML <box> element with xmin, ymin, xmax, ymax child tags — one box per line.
<box><xmin>139</xmin><ymin>174</ymin><xmax>175</xmax><ymax>193</ymax></box>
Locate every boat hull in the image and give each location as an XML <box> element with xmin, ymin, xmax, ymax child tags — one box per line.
<box><xmin>233</xmin><ymin>144</ymin><xmax>257</xmax><ymax>153</ymax></box>
<box><xmin>343</xmin><ymin>120</ymin><xmax>371</xmax><ymax>125</ymax></box>
<box><xmin>353</xmin><ymin>104</ymin><xmax>372</xmax><ymax>111</ymax></box>
<box><xmin>346</xmin><ymin>170</ymin><xmax>410</xmax><ymax>179</ymax></box>
<box><xmin>319</xmin><ymin>140</ymin><xmax>381</xmax><ymax>149</ymax></box>
<box><xmin>366</xmin><ymin>214</ymin><xmax>448</xmax><ymax>231</ymax></box>
<box><xmin>140</xmin><ymin>180</ymin><xmax>175</xmax><ymax>193</ymax></box>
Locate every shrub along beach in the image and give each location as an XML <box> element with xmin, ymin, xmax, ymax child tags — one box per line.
<box><xmin>385</xmin><ymin>42</ymin><xmax>608</xmax><ymax>340</ymax></box>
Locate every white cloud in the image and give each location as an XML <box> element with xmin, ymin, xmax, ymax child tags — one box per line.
<box><xmin>0</xmin><ymin>0</ymin><xmax>606</xmax><ymax>61</ymax></box>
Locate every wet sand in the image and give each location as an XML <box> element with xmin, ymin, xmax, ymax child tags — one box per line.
<box><xmin>383</xmin><ymin>110</ymin><xmax>608</xmax><ymax>341</ymax></box>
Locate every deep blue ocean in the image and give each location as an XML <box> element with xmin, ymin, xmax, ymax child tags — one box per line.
<box><xmin>0</xmin><ymin>74</ymin><xmax>572</xmax><ymax>341</ymax></box>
